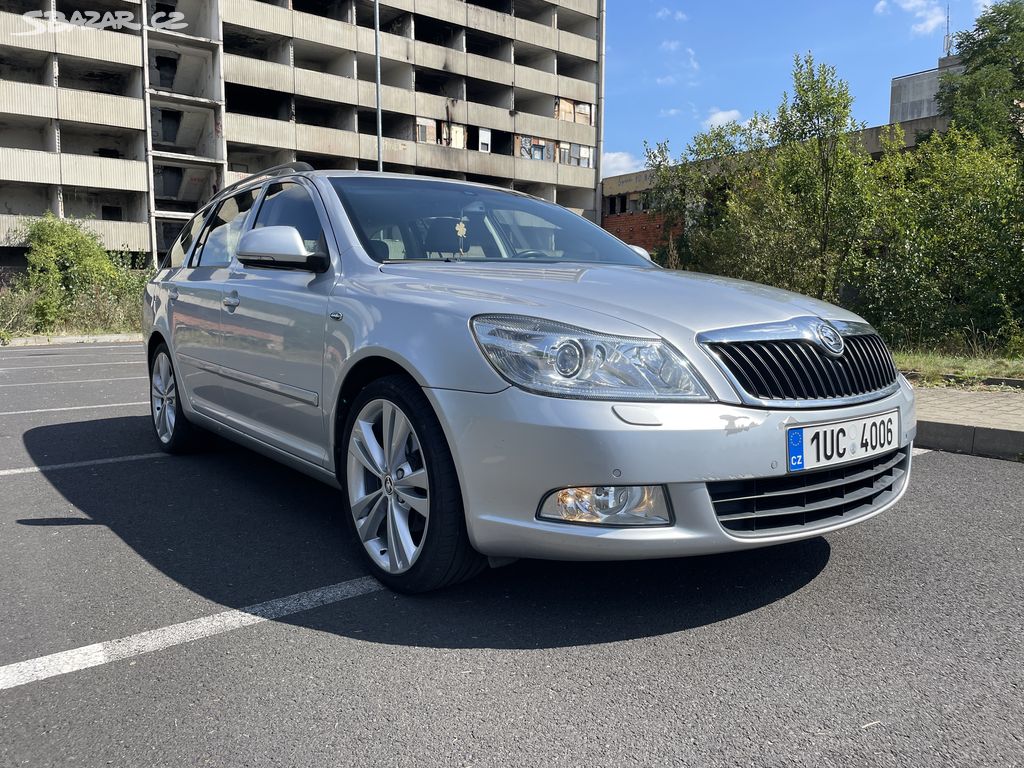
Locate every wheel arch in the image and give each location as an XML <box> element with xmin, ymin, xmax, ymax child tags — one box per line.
<box><xmin>330</xmin><ymin>354</ymin><xmax>422</xmax><ymax>472</ymax></box>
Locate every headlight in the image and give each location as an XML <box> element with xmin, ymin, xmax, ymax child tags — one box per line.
<box><xmin>471</xmin><ymin>314</ymin><xmax>710</xmax><ymax>401</ymax></box>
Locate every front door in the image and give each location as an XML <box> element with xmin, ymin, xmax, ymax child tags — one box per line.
<box><xmin>214</xmin><ymin>180</ymin><xmax>333</xmax><ymax>466</ymax></box>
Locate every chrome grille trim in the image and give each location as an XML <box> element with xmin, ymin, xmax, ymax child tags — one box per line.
<box><xmin>698</xmin><ymin>317</ymin><xmax>900</xmax><ymax>408</ymax></box>
<box><xmin>707</xmin><ymin>447</ymin><xmax>910</xmax><ymax>536</ymax></box>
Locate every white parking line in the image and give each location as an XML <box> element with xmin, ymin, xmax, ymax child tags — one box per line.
<box><xmin>0</xmin><ymin>577</ymin><xmax>383</xmax><ymax>691</ymax></box>
<box><xmin>0</xmin><ymin>376</ymin><xmax>148</xmax><ymax>389</ymax></box>
<box><xmin>0</xmin><ymin>402</ymin><xmax>148</xmax><ymax>417</ymax></box>
<box><xmin>0</xmin><ymin>361</ymin><xmax>144</xmax><ymax>371</ymax></box>
<box><xmin>0</xmin><ymin>345</ymin><xmax>143</xmax><ymax>356</ymax></box>
<box><xmin>0</xmin><ymin>453</ymin><xmax>167</xmax><ymax>477</ymax></box>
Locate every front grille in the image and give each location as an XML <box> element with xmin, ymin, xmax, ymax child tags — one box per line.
<box><xmin>707</xmin><ymin>447</ymin><xmax>909</xmax><ymax>535</ymax></box>
<box><xmin>706</xmin><ymin>333</ymin><xmax>898</xmax><ymax>403</ymax></box>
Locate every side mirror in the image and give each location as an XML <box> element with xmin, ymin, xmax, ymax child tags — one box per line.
<box><xmin>629</xmin><ymin>244</ymin><xmax>653</xmax><ymax>261</ymax></box>
<box><xmin>236</xmin><ymin>226</ymin><xmax>329</xmax><ymax>272</ymax></box>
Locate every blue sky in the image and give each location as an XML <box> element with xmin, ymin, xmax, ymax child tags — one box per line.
<box><xmin>601</xmin><ymin>0</ymin><xmax>991</xmax><ymax>177</ymax></box>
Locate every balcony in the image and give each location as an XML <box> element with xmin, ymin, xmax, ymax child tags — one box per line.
<box><xmin>558</xmin><ymin>29</ymin><xmax>597</xmax><ymax>60</ymax></box>
<box><xmin>515</xmin><ymin>17</ymin><xmax>556</xmax><ymax>49</ymax></box>
<box><xmin>220</xmin><ymin>0</ymin><xmax>292</xmax><ymax>37</ymax></box>
<box><xmin>413</xmin><ymin>39</ymin><xmax>466</xmax><ymax>76</ymax></box>
<box><xmin>466</xmin><ymin>4</ymin><xmax>514</xmax><ymax>38</ymax></box>
<box><xmin>58</xmin><ymin>89</ymin><xmax>145</xmax><ymax>130</ymax></box>
<box><xmin>294</xmin><ymin>68</ymin><xmax>359</xmax><ymax>105</ymax></box>
<box><xmin>558</xmin><ymin>73</ymin><xmax>596</xmax><ymax>103</ymax></box>
<box><xmin>0</xmin><ymin>148</ymin><xmax>61</xmax><ymax>185</ymax></box>
<box><xmin>223</xmin><ymin>54</ymin><xmax>294</xmax><ymax>93</ymax></box>
<box><xmin>358</xmin><ymin>80</ymin><xmax>416</xmax><ymax>115</ymax></box>
<box><xmin>514</xmin><ymin>65</ymin><xmax>556</xmax><ymax>95</ymax></box>
<box><xmin>293</xmin><ymin>11</ymin><xmax>358</xmax><ymax>49</ymax></box>
<box><xmin>416</xmin><ymin>142</ymin><xmax>468</xmax><ymax>174</ymax></box>
<box><xmin>0</xmin><ymin>82</ymin><xmax>57</xmax><ymax>121</ymax></box>
<box><xmin>467</xmin><ymin>150</ymin><xmax>514</xmax><ymax>178</ymax></box>
<box><xmin>295</xmin><ymin>124</ymin><xmax>359</xmax><ymax>156</ymax></box>
<box><xmin>514</xmin><ymin>156</ymin><xmax>557</xmax><ymax>184</ymax></box>
<box><xmin>86</xmin><ymin>219</ymin><xmax>150</xmax><ymax>252</ymax></box>
<box><xmin>556</xmin><ymin>163</ymin><xmax>596</xmax><ymax>188</ymax></box>
<box><xmin>224</xmin><ymin>113</ymin><xmax>297</xmax><ymax>150</ymax></box>
<box><xmin>61</xmin><ymin>154</ymin><xmax>148</xmax><ymax>191</ymax></box>
<box><xmin>416</xmin><ymin>92</ymin><xmax>468</xmax><ymax>123</ymax></box>
<box><xmin>467</xmin><ymin>101</ymin><xmax>513</xmax><ymax>131</ymax></box>
<box><xmin>358</xmin><ymin>133</ymin><xmax>415</xmax><ymax>165</ymax></box>
<box><xmin>466</xmin><ymin>53</ymin><xmax>514</xmax><ymax>85</ymax></box>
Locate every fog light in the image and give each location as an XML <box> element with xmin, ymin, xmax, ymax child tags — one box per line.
<box><xmin>539</xmin><ymin>485</ymin><xmax>671</xmax><ymax>526</ymax></box>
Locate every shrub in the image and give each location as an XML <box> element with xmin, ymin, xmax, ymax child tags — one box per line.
<box><xmin>24</xmin><ymin>213</ymin><xmax>119</xmax><ymax>331</ymax></box>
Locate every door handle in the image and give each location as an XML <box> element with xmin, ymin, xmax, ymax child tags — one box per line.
<box><xmin>222</xmin><ymin>296</ymin><xmax>240</xmax><ymax>308</ymax></box>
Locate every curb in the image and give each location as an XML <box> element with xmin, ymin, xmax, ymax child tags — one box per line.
<box><xmin>917</xmin><ymin>420</ymin><xmax>1024</xmax><ymax>462</ymax></box>
<box><xmin>2</xmin><ymin>333</ymin><xmax>143</xmax><ymax>347</ymax></box>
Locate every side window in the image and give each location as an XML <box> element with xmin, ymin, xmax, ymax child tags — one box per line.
<box><xmin>253</xmin><ymin>182</ymin><xmax>326</xmax><ymax>254</ymax></box>
<box><xmin>192</xmin><ymin>189</ymin><xmax>258</xmax><ymax>267</ymax></box>
<box><xmin>164</xmin><ymin>212</ymin><xmax>206</xmax><ymax>269</ymax></box>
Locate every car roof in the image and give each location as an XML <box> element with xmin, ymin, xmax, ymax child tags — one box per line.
<box><xmin>207</xmin><ymin>169</ymin><xmax>533</xmax><ymax>211</ymax></box>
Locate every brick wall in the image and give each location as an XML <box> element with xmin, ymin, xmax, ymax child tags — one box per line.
<box><xmin>601</xmin><ymin>211</ymin><xmax>681</xmax><ymax>252</ymax></box>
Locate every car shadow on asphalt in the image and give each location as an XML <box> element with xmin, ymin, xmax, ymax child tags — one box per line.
<box><xmin>22</xmin><ymin>415</ymin><xmax>831</xmax><ymax>651</ymax></box>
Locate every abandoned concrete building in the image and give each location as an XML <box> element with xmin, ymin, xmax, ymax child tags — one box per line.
<box><xmin>0</xmin><ymin>0</ymin><xmax>603</xmax><ymax>265</ymax></box>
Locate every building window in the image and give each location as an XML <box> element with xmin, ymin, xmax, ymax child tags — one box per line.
<box><xmin>101</xmin><ymin>205</ymin><xmax>124</xmax><ymax>221</ymax></box>
<box><xmin>479</xmin><ymin>127</ymin><xmax>491</xmax><ymax>153</ymax></box>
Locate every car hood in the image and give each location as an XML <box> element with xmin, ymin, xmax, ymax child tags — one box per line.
<box><xmin>378</xmin><ymin>262</ymin><xmax>864</xmax><ymax>340</ymax></box>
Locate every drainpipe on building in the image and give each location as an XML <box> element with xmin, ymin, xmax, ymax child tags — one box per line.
<box><xmin>374</xmin><ymin>0</ymin><xmax>383</xmax><ymax>171</ymax></box>
<box><xmin>594</xmin><ymin>0</ymin><xmax>606</xmax><ymax>225</ymax></box>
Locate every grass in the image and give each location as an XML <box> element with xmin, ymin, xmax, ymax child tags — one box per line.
<box><xmin>893</xmin><ymin>349</ymin><xmax>1024</xmax><ymax>387</ymax></box>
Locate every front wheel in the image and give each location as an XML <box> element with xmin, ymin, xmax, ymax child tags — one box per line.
<box><xmin>340</xmin><ymin>376</ymin><xmax>484</xmax><ymax>592</ymax></box>
<box><xmin>149</xmin><ymin>343</ymin><xmax>197</xmax><ymax>454</ymax></box>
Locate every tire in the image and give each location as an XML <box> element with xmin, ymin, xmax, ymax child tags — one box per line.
<box><xmin>149</xmin><ymin>342</ymin><xmax>197</xmax><ymax>454</ymax></box>
<box><xmin>339</xmin><ymin>375</ymin><xmax>485</xmax><ymax>592</ymax></box>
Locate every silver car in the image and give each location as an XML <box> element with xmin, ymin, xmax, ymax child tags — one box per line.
<box><xmin>144</xmin><ymin>164</ymin><xmax>916</xmax><ymax>592</ymax></box>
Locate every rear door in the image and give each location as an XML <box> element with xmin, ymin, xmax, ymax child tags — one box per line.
<box><xmin>165</xmin><ymin>209</ymin><xmax>222</xmax><ymax>412</ymax></box>
<box><xmin>169</xmin><ymin>189</ymin><xmax>259</xmax><ymax>417</ymax></box>
<box><xmin>214</xmin><ymin>179</ymin><xmax>334</xmax><ymax>466</ymax></box>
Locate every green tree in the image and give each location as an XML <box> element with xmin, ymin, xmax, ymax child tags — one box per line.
<box><xmin>859</xmin><ymin>127</ymin><xmax>1024</xmax><ymax>347</ymax></box>
<box><xmin>937</xmin><ymin>0</ymin><xmax>1024</xmax><ymax>149</ymax></box>
<box><xmin>645</xmin><ymin>53</ymin><xmax>871</xmax><ymax>302</ymax></box>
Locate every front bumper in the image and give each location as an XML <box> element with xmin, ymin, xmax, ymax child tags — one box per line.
<box><xmin>426</xmin><ymin>377</ymin><xmax>916</xmax><ymax>560</ymax></box>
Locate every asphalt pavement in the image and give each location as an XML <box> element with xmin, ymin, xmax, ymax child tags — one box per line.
<box><xmin>0</xmin><ymin>343</ymin><xmax>1021</xmax><ymax>767</ymax></box>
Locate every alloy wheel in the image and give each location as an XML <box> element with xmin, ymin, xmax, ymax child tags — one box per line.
<box><xmin>346</xmin><ymin>399</ymin><xmax>431</xmax><ymax>574</ymax></box>
<box><xmin>151</xmin><ymin>351</ymin><xmax>177</xmax><ymax>444</ymax></box>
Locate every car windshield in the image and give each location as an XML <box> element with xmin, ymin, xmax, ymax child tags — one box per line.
<box><xmin>330</xmin><ymin>177</ymin><xmax>652</xmax><ymax>266</ymax></box>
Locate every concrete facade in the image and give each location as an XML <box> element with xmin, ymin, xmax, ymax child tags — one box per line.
<box><xmin>0</xmin><ymin>0</ymin><xmax>602</xmax><ymax>262</ymax></box>
<box><xmin>889</xmin><ymin>55</ymin><xmax>961</xmax><ymax>124</ymax></box>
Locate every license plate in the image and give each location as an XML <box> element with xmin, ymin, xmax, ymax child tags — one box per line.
<box><xmin>787</xmin><ymin>410</ymin><xmax>899</xmax><ymax>472</ymax></box>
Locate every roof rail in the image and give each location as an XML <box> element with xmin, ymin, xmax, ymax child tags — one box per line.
<box><xmin>213</xmin><ymin>161</ymin><xmax>315</xmax><ymax>203</ymax></box>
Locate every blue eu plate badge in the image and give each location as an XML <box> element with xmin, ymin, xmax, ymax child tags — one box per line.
<box><xmin>788</xmin><ymin>427</ymin><xmax>805</xmax><ymax>471</ymax></box>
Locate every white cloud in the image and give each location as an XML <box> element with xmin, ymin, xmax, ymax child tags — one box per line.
<box><xmin>974</xmin><ymin>0</ymin><xmax>992</xmax><ymax>14</ymax></box>
<box><xmin>655</xmin><ymin>7</ymin><xmax>688</xmax><ymax>21</ymax></box>
<box><xmin>655</xmin><ymin>75</ymin><xmax>677</xmax><ymax>86</ymax></box>
<box><xmin>601</xmin><ymin>151</ymin><xmax>643</xmax><ymax>179</ymax></box>
<box><xmin>882</xmin><ymin>0</ymin><xmax>946</xmax><ymax>35</ymax></box>
<box><xmin>703</xmin><ymin>107</ymin><xmax>742</xmax><ymax>129</ymax></box>
<box><xmin>659</xmin><ymin>107</ymin><xmax>683</xmax><ymax>117</ymax></box>
<box><xmin>660</xmin><ymin>39</ymin><xmax>681</xmax><ymax>51</ymax></box>
<box><xmin>686</xmin><ymin>47</ymin><xmax>700</xmax><ymax>71</ymax></box>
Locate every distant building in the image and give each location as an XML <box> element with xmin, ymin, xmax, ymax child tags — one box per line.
<box><xmin>0</xmin><ymin>0</ymin><xmax>603</xmax><ymax>268</ymax></box>
<box><xmin>889</xmin><ymin>55</ymin><xmax>962</xmax><ymax>123</ymax></box>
